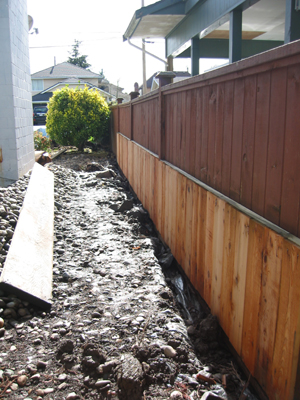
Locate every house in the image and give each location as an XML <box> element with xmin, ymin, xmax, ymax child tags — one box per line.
<box><xmin>31</xmin><ymin>62</ymin><xmax>129</xmax><ymax>108</ymax></box>
<box><xmin>139</xmin><ymin>70</ymin><xmax>191</xmax><ymax>93</ymax></box>
<box><xmin>123</xmin><ymin>0</ymin><xmax>300</xmax><ymax>77</ymax></box>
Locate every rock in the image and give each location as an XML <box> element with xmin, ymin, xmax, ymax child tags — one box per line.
<box><xmin>36</xmin><ymin>360</ymin><xmax>47</xmax><ymax>369</ymax></box>
<box><xmin>163</xmin><ymin>345</ymin><xmax>177</xmax><ymax>358</ymax></box>
<box><xmin>95</xmin><ymin>379</ymin><xmax>111</xmax><ymax>388</ymax></box>
<box><xmin>66</xmin><ymin>392</ymin><xmax>79</xmax><ymax>400</ymax></box>
<box><xmin>31</xmin><ymin>373</ymin><xmax>41</xmax><ymax>381</ymax></box>
<box><xmin>0</xmin><ymin>328</ymin><xmax>5</xmax><ymax>337</ymax></box>
<box><xmin>27</xmin><ymin>365</ymin><xmax>37</xmax><ymax>375</ymax></box>
<box><xmin>118</xmin><ymin>199</ymin><xmax>133</xmax><ymax>212</ymax></box>
<box><xmin>35</xmin><ymin>388</ymin><xmax>44</xmax><ymax>396</ymax></box>
<box><xmin>86</xmin><ymin>163</ymin><xmax>102</xmax><ymax>172</ymax></box>
<box><xmin>17</xmin><ymin>374</ymin><xmax>27</xmax><ymax>387</ymax></box>
<box><xmin>44</xmin><ymin>388</ymin><xmax>54</xmax><ymax>394</ymax></box>
<box><xmin>96</xmin><ymin>169</ymin><xmax>114</xmax><ymax>179</ymax></box>
<box><xmin>58</xmin><ymin>373</ymin><xmax>67</xmax><ymax>381</ymax></box>
<box><xmin>170</xmin><ymin>391</ymin><xmax>184</xmax><ymax>399</ymax></box>
<box><xmin>117</xmin><ymin>354</ymin><xmax>144</xmax><ymax>400</ymax></box>
<box><xmin>10</xmin><ymin>382</ymin><xmax>18</xmax><ymax>391</ymax></box>
<box><xmin>0</xmin><ymin>318</ymin><xmax>4</xmax><ymax>328</ymax></box>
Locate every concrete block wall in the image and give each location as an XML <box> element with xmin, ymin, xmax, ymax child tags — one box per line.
<box><xmin>0</xmin><ymin>0</ymin><xmax>34</xmax><ymax>187</ymax></box>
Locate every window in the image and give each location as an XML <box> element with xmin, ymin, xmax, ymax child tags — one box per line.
<box><xmin>32</xmin><ymin>80</ymin><xmax>44</xmax><ymax>91</ymax></box>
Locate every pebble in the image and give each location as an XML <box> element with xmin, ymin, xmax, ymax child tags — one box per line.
<box><xmin>66</xmin><ymin>393</ymin><xmax>78</xmax><ymax>400</ymax></box>
<box><xmin>35</xmin><ymin>388</ymin><xmax>44</xmax><ymax>396</ymax></box>
<box><xmin>170</xmin><ymin>391</ymin><xmax>184</xmax><ymax>399</ymax></box>
<box><xmin>95</xmin><ymin>379</ymin><xmax>111</xmax><ymax>388</ymax></box>
<box><xmin>58</xmin><ymin>373</ymin><xmax>67</xmax><ymax>381</ymax></box>
<box><xmin>0</xmin><ymin>318</ymin><xmax>4</xmax><ymax>328</ymax></box>
<box><xmin>44</xmin><ymin>387</ymin><xmax>54</xmax><ymax>394</ymax></box>
<box><xmin>163</xmin><ymin>345</ymin><xmax>177</xmax><ymax>358</ymax></box>
<box><xmin>17</xmin><ymin>374</ymin><xmax>27</xmax><ymax>387</ymax></box>
<box><xmin>0</xmin><ymin>328</ymin><xmax>4</xmax><ymax>337</ymax></box>
<box><xmin>10</xmin><ymin>382</ymin><xmax>18</xmax><ymax>391</ymax></box>
<box><xmin>31</xmin><ymin>373</ymin><xmax>41</xmax><ymax>380</ymax></box>
<box><xmin>37</xmin><ymin>360</ymin><xmax>47</xmax><ymax>369</ymax></box>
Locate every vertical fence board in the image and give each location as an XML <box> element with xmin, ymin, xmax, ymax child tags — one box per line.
<box><xmin>184</xmin><ymin>180</ymin><xmax>193</xmax><ymax>279</ymax></box>
<box><xmin>180</xmin><ymin>92</ymin><xmax>187</xmax><ymax>171</ymax></box>
<box><xmin>280</xmin><ymin>65</ymin><xmax>300</xmax><ymax>236</ymax></box>
<box><xmin>230</xmin><ymin>212</ymin><xmax>249</xmax><ymax>354</ymax></box>
<box><xmin>221</xmin><ymin>81</ymin><xmax>234</xmax><ymax>197</ymax></box>
<box><xmin>188</xmin><ymin>90</ymin><xmax>197</xmax><ymax>177</ymax></box>
<box><xmin>230</xmin><ymin>79</ymin><xmax>244</xmax><ymax>203</ymax></box>
<box><xmin>200</xmin><ymin>87</ymin><xmax>209</xmax><ymax>183</ymax></box>
<box><xmin>220</xmin><ymin>204</ymin><xmax>237</xmax><ymax>339</ymax></box>
<box><xmin>204</xmin><ymin>191</ymin><xmax>215</xmax><ymax>308</ymax></box>
<box><xmin>194</xmin><ymin>89</ymin><xmax>203</xmax><ymax>181</ymax></box>
<box><xmin>196</xmin><ymin>187</ymin><xmax>206</xmax><ymax>297</ymax></box>
<box><xmin>214</xmin><ymin>83</ymin><xmax>225</xmax><ymax>192</ymax></box>
<box><xmin>240</xmin><ymin>75</ymin><xmax>256</xmax><ymax>209</ymax></box>
<box><xmin>272</xmin><ymin>242</ymin><xmax>300</xmax><ymax>399</ymax></box>
<box><xmin>242</xmin><ymin>221</ymin><xmax>267</xmax><ymax>373</ymax></box>
<box><xmin>190</xmin><ymin>182</ymin><xmax>200</xmax><ymax>288</ymax></box>
<box><xmin>176</xmin><ymin>174</ymin><xmax>187</xmax><ymax>269</ymax></box>
<box><xmin>255</xmin><ymin>230</ymin><xmax>283</xmax><ymax>393</ymax></box>
<box><xmin>252</xmin><ymin>71</ymin><xmax>270</xmax><ymax>216</ymax></box>
<box><xmin>207</xmin><ymin>85</ymin><xmax>217</xmax><ymax>187</ymax></box>
<box><xmin>210</xmin><ymin>197</ymin><xmax>225</xmax><ymax>319</ymax></box>
<box><xmin>186</xmin><ymin>90</ymin><xmax>192</xmax><ymax>174</ymax></box>
<box><xmin>264</xmin><ymin>69</ymin><xmax>286</xmax><ymax>226</ymax></box>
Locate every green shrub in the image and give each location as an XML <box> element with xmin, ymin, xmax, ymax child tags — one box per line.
<box><xmin>46</xmin><ymin>86</ymin><xmax>110</xmax><ymax>151</ymax></box>
<box><xmin>33</xmin><ymin>131</ymin><xmax>52</xmax><ymax>151</ymax></box>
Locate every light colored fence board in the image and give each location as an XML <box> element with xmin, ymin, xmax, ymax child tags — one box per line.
<box><xmin>117</xmin><ymin>134</ymin><xmax>300</xmax><ymax>400</ymax></box>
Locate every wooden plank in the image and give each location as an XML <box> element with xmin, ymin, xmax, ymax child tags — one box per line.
<box><xmin>196</xmin><ymin>187</ymin><xmax>206</xmax><ymax>297</ymax></box>
<box><xmin>264</xmin><ymin>68</ymin><xmax>287</xmax><ymax>226</ymax></box>
<box><xmin>213</xmin><ymin>83</ymin><xmax>225</xmax><ymax>192</ymax></box>
<box><xmin>188</xmin><ymin>89</ymin><xmax>197</xmax><ymax>177</ymax></box>
<box><xmin>252</xmin><ymin>71</ymin><xmax>270</xmax><ymax>216</ymax></box>
<box><xmin>0</xmin><ymin>163</ymin><xmax>54</xmax><ymax>309</ymax></box>
<box><xmin>184</xmin><ymin>90</ymin><xmax>192</xmax><ymax>175</ymax></box>
<box><xmin>184</xmin><ymin>179</ymin><xmax>193</xmax><ymax>279</ymax></box>
<box><xmin>240</xmin><ymin>75</ymin><xmax>256</xmax><ymax>209</ymax></box>
<box><xmin>176</xmin><ymin>174</ymin><xmax>187</xmax><ymax>269</ymax></box>
<box><xmin>207</xmin><ymin>85</ymin><xmax>217</xmax><ymax>187</ymax></box>
<box><xmin>219</xmin><ymin>204</ymin><xmax>237</xmax><ymax>342</ymax></box>
<box><xmin>180</xmin><ymin>91</ymin><xmax>187</xmax><ymax>172</ymax></box>
<box><xmin>190</xmin><ymin>182</ymin><xmax>200</xmax><ymax>288</ymax></box>
<box><xmin>280</xmin><ymin>65</ymin><xmax>300</xmax><ymax>236</ymax></box>
<box><xmin>204</xmin><ymin>191</ymin><xmax>215</xmax><ymax>308</ymax></box>
<box><xmin>229</xmin><ymin>78</ymin><xmax>244</xmax><ymax>203</ymax></box>
<box><xmin>200</xmin><ymin>86</ymin><xmax>209</xmax><ymax>183</ymax></box>
<box><xmin>221</xmin><ymin>80</ymin><xmax>234</xmax><ymax>197</ymax></box>
<box><xmin>272</xmin><ymin>241</ymin><xmax>300</xmax><ymax>400</ymax></box>
<box><xmin>231</xmin><ymin>212</ymin><xmax>249</xmax><ymax>355</ymax></box>
<box><xmin>210</xmin><ymin>196</ymin><xmax>226</xmax><ymax>319</ymax></box>
<box><xmin>194</xmin><ymin>88</ymin><xmax>203</xmax><ymax>181</ymax></box>
<box><xmin>254</xmin><ymin>230</ymin><xmax>283</xmax><ymax>393</ymax></box>
<box><xmin>241</xmin><ymin>220</ymin><xmax>267</xmax><ymax>374</ymax></box>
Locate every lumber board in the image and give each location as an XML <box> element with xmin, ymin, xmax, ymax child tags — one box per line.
<box><xmin>0</xmin><ymin>163</ymin><xmax>54</xmax><ymax>309</ymax></box>
<box><xmin>204</xmin><ymin>191</ymin><xmax>214</xmax><ymax>308</ymax></box>
<box><xmin>210</xmin><ymin>196</ymin><xmax>225</xmax><ymax>319</ymax></box>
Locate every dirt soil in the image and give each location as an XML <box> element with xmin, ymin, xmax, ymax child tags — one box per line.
<box><xmin>0</xmin><ymin>151</ymin><xmax>259</xmax><ymax>400</ymax></box>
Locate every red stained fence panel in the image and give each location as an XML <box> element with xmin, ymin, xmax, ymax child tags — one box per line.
<box><xmin>111</xmin><ymin>40</ymin><xmax>300</xmax><ymax>237</ymax></box>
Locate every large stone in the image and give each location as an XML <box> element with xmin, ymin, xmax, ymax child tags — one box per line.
<box><xmin>117</xmin><ymin>354</ymin><xmax>144</xmax><ymax>400</ymax></box>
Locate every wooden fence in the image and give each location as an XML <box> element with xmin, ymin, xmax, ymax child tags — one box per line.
<box><xmin>117</xmin><ymin>134</ymin><xmax>300</xmax><ymax>400</ymax></box>
<box><xmin>112</xmin><ymin>39</ymin><xmax>300</xmax><ymax>238</ymax></box>
<box><xmin>111</xmin><ymin>40</ymin><xmax>300</xmax><ymax>400</ymax></box>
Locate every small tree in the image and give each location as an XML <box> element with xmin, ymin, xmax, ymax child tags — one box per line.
<box><xmin>46</xmin><ymin>86</ymin><xmax>110</xmax><ymax>151</ymax></box>
<box><xmin>67</xmin><ymin>39</ymin><xmax>91</xmax><ymax>69</ymax></box>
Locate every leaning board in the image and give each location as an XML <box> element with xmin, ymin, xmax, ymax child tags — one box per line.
<box><xmin>0</xmin><ymin>163</ymin><xmax>54</xmax><ymax>309</ymax></box>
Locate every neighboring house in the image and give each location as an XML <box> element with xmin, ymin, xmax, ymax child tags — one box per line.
<box><xmin>31</xmin><ymin>62</ymin><xmax>129</xmax><ymax>108</ymax></box>
<box><xmin>139</xmin><ymin>71</ymin><xmax>191</xmax><ymax>94</ymax></box>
